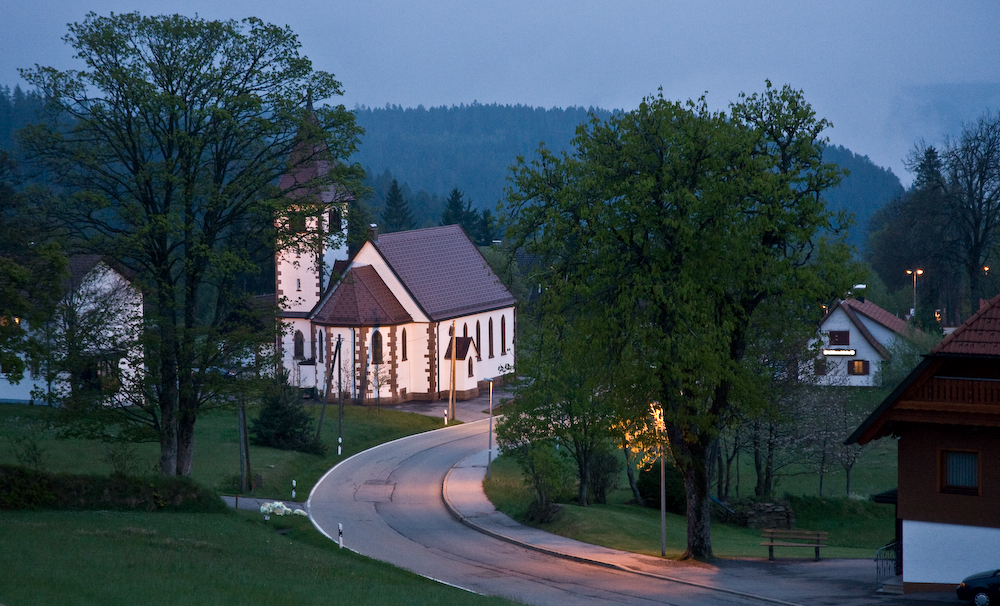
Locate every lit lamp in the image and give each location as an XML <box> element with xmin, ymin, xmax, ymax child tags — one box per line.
<box><xmin>906</xmin><ymin>269</ymin><xmax>924</xmax><ymax>318</ymax></box>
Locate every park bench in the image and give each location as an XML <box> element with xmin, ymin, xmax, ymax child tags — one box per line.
<box><xmin>761</xmin><ymin>529</ymin><xmax>828</xmax><ymax>561</ymax></box>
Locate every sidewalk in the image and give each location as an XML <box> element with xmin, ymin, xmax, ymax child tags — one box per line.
<box><xmin>442</xmin><ymin>449</ymin><xmax>956</xmax><ymax>606</ymax></box>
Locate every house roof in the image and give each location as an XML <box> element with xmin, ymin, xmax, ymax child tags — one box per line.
<box><xmin>846</xmin><ymin>294</ymin><xmax>1000</xmax><ymax>446</ymax></box>
<box><xmin>820</xmin><ymin>298</ymin><xmax>913</xmax><ymax>360</ymax></box>
<box><xmin>312</xmin><ymin>265</ymin><xmax>412</xmax><ymax>327</ymax></box>
<box><xmin>443</xmin><ymin>336</ymin><xmax>477</xmax><ymax>360</ymax></box>
<box><xmin>65</xmin><ymin>254</ymin><xmax>136</xmax><ymax>292</ymax></box>
<box><xmin>372</xmin><ymin>225</ymin><xmax>516</xmax><ymax>321</ymax></box>
<box><xmin>930</xmin><ymin>292</ymin><xmax>1000</xmax><ymax>356</ymax></box>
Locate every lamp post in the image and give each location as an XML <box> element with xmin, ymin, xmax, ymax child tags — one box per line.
<box><xmin>651</xmin><ymin>403</ymin><xmax>666</xmax><ymax>557</ymax></box>
<box><xmin>906</xmin><ymin>269</ymin><xmax>924</xmax><ymax>318</ymax></box>
<box><xmin>487</xmin><ymin>379</ymin><xmax>494</xmax><ymax>481</ymax></box>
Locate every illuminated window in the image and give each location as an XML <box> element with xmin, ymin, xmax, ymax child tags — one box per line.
<box><xmin>847</xmin><ymin>360</ymin><xmax>869</xmax><ymax>375</ymax></box>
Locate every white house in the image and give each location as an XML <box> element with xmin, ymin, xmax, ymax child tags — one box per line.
<box><xmin>812</xmin><ymin>297</ymin><xmax>913</xmax><ymax>387</ymax></box>
<box><xmin>0</xmin><ymin>255</ymin><xmax>144</xmax><ymax>404</ymax></box>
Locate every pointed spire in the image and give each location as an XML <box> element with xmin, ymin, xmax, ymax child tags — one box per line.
<box><xmin>305</xmin><ymin>87</ymin><xmax>314</xmax><ymax>113</ymax></box>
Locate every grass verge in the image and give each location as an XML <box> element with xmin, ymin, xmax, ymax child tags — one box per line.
<box><xmin>0</xmin><ymin>508</ymin><xmax>519</xmax><ymax>606</ymax></box>
<box><xmin>483</xmin><ymin>454</ymin><xmax>895</xmax><ymax>559</ymax></box>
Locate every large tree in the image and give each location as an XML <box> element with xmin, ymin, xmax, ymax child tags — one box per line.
<box><xmin>20</xmin><ymin>13</ymin><xmax>364</xmax><ymax>476</ymax></box>
<box><xmin>505</xmin><ymin>84</ymin><xmax>852</xmax><ymax>559</ymax></box>
<box><xmin>380</xmin><ymin>178</ymin><xmax>415</xmax><ymax>233</ymax></box>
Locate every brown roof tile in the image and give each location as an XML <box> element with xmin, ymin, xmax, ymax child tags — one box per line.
<box><xmin>443</xmin><ymin>336</ymin><xmax>476</xmax><ymax>360</ymax></box>
<box><xmin>931</xmin><ymin>292</ymin><xmax>1000</xmax><ymax>356</ymax></box>
<box><xmin>374</xmin><ymin>225</ymin><xmax>516</xmax><ymax>321</ymax></box>
<box><xmin>843</xmin><ymin>298</ymin><xmax>910</xmax><ymax>336</ymax></box>
<box><xmin>312</xmin><ymin>265</ymin><xmax>411</xmax><ymax>326</ymax></box>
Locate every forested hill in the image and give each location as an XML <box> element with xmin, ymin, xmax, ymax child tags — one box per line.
<box><xmin>352</xmin><ymin>103</ymin><xmax>903</xmax><ymax>247</ymax></box>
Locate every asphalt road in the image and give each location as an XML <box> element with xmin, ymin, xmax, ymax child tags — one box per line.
<box><xmin>309</xmin><ymin>419</ymin><xmax>811</xmax><ymax>606</ymax></box>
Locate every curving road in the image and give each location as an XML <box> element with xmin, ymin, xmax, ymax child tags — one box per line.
<box><xmin>307</xmin><ymin>419</ymin><xmax>781</xmax><ymax>606</ymax></box>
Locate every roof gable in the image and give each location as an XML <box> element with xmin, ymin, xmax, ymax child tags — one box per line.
<box><xmin>312</xmin><ymin>265</ymin><xmax>412</xmax><ymax>326</ymax></box>
<box><xmin>372</xmin><ymin>225</ymin><xmax>516</xmax><ymax>321</ymax></box>
<box><xmin>931</xmin><ymin>292</ymin><xmax>1000</xmax><ymax>356</ymax></box>
<box><xmin>444</xmin><ymin>336</ymin><xmax>477</xmax><ymax>360</ymax></box>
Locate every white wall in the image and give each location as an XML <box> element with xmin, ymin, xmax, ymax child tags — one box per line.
<box><xmin>903</xmin><ymin>520</ymin><xmax>1000</xmax><ymax>584</ymax></box>
<box><xmin>812</xmin><ymin>307</ymin><xmax>887</xmax><ymax>387</ymax></box>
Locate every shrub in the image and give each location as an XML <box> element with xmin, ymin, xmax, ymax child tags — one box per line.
<box><xmin>250</xmin><ymin>387</ymin><xmax>327</xmax><ymax>455</ymax></box>
<box><xmin>587</xmin><ymin>448</ymin><xmax>621</xmax><ymax>505</ymax></box>
<box><xmin>0</xmin><ymin>465</ymin><xmax>228</xmax><ymax>513</ymax></box>
<box><xmin>636</xmin><ymin>458</ymin><xmax>687</xmax><ymax>514</ymax></box>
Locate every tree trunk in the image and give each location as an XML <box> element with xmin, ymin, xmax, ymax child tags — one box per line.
<box><xmin>680</xmin><ymin>455</ymin><xmax>713</xmax><ymax>560</ymax></box>
<box><xmin>623</xmin><ymin>445</ymin><xmax>645</xmax><ymax>507</ymax></box>
<box><xmin>176</xmin><ymin>408</ymin><xmax>196</xmax><ymax>476</ymax></box>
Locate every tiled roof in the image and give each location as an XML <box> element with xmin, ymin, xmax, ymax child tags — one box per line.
<box><xmin>312</xmin><ymin>265</ymin><xmax>411</xmax><ymax>327</ymax></box>
<box><xmin>842</xmin><ymin>298</ymin><xmax>910</xmax><ymax>336</ymax></box>
<box><xmin>931</xmin><ymin>292</ymin><xmax>1000</xmax><ymax>356</ymax></box>
<box><xmin>373</xmin><ymin>225</ymin><xmax>516</xmax><ymax>321</ymax></box>
<box><xmin>443</xmin><ymin>336</ymin><xmax>476</xmax><ymax>360</ymax></box>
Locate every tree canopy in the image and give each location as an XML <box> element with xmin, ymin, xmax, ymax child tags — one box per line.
<box><xmin>19</xmin><ymin>12</ymin><xmax>364</xmax><ymax>476</ymax></box>
<box><xmin>503</xmin><ymin>84</ymin><xmax>854</xmax><ymax>559</ymax></box>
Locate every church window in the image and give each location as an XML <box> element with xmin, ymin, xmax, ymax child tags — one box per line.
<box><xmin>475</xmin><ymin>321</ymin><xmax>481</xmax><ymax>361</ymax></box>
<box><xmin>501</xmin><ymin>316</ymin><xmax>507</xmax><ymax>355</ymax></box>
<box><xmin>468</xmin><ymin>357</ymin><xmax>474</xmax><ymax>377</ymax></box>
<box><xmin>401</xmin><ymin>328</ymin><xmax>407</xmax><ymax>361</ymax></box>
<box><xmin>329</xmin><ymin>208</ymin><xmax>342</xmax><ymax>233</ymax></box>
<box><xmin>319</xmin><ymin>330</ymin><xmax>324</xmax><ymax>363</ymax></box>
<box><xmin>488</xmin><ymin>318</ymin><xmax>494</xmax><ymax>358</ymax></box>
<box><xmin>463</xmin><ymin>323</ymin><xmax>468</xmax><ymax>337</ymax></box>
<box><xmin>290</xmin><ymin>213</ymin><xmax>306</xmax><ymax>233</ymax></box>
<box><xmin>296</xmin><ymin>278</ymin><xmax>301</xmax><ymax>291</ymax></box>
<box><xmin>371</xmin><ymin>331</ymin><xmax>383</xmax><ymax>365</ymax></box>
<box><xmin>293</xmin><ymin>330</ymin><xmax>304</xmax><ymax>359</ymax></box>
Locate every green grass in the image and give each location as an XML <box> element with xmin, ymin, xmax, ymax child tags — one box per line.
<box><xmin>484</xmin><ymin>453</ymin><xmax>896</xmax><ymax>560</ymax></box>
<box><xmin>0</xmin><ymin>401</ymin><xmax>444</xmax><ymax>500</ymax></box>
<box><xmin>0</xmin><ymin>508</ymin><xmax>520</xmax><ymax>606</ymax></box>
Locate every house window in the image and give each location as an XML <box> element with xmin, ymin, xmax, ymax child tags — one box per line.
<box><xmin>501</xmin><ymin>315</ymin><xmax>507</xmax><ymax>355</ymax></box>
<box><xmin>401</xmin><ymin>328</ymin><xmax>407</xmax><ymax>361</ymax></box>
<box><xmin>371</xmin><ymin>331</ymin><xmax>383</xmax><ymax>365</ymax></box>
<box><xmin>468</xmin><ymin>357</ymin><xmax>474</xmax><ymax>377</ymax></box>
<box><xmin>814</xmin><ymin>358</ymin><xmax>827</xmax><ymax>376</ymax></box>
<box><xmin>475</xmin><ymin>321</ymin><xmax>481</xmax><ymax>361</ymax></box>
<box><xmin>942</xmin><ymin>450</ymin><xmax>979</xmax><ymax>495</ymax></box>
<box><xmin>293</xmin><ymin>331</ymin><xmax>305</xmax><ymax>359</ymax></box>
<box><xmin>829</xmin><ymin>331</ymin><xmax>850</xmax><ymax>346</ymax></box>
<box><xmin>488</xmin><ymin>318</ymin><xmax>494</xmax><ymax>358</ymax></box>
<box><xmin>847</xmin><ymin>360</ymin><xmax>869</xmax><ymax>375</ymax></box>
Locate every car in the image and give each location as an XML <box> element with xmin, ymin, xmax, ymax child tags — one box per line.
<box><xmin>958</xmin><ymin>569</ymin><xmax>1000</xmax><ymax>606</ymax></box>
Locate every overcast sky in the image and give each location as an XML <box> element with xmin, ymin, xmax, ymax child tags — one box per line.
<box><xmin>4</xmin><ymin>0</ymin><xmax>1000</xmax><ymax>183</ymax></box>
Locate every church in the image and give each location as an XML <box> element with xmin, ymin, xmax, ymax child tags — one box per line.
<box><xmin>272</xmin><ymin>150</ymin><xmax>516</xmax><ymax>405</ymax></box>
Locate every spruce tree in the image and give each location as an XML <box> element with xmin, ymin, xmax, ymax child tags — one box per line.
<box><xmin>380</xmin><ymin>178</ymin><xmax>415</xmax><ymax>233</ymax></box>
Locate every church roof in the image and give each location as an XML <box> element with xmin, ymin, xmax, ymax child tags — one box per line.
<box><xmin>373</xmin><ymin>225</ymin><xmax>516</xmax><ymax>321</ymax></box>
<box><xmin>312</xmin><ymin>265</ymin><xmax>411</xmax><ymax>327</ymax></box>
<box><xmin>931</xmin><ymin>292</ymin><xmax>1000</xmax><ymax>356</ymax></box>
<box><xmin>443</xmin><ymin>336</ymin><xmax>476</xmax><ymax>360</ymax></box>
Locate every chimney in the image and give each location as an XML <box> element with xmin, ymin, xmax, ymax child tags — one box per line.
<box><xmin>368</xmin><ymin>223</ymin><xmax>379</xmax><ymax>242</ymax></box>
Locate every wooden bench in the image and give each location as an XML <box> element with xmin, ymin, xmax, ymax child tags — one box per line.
<box><xmin>761</xmin><ymin>529</ymin><xmax>828</xmax><ymax>561</ymax></box>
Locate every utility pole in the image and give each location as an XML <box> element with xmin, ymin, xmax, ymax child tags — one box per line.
<box><xmin>449</xmin><ymin>319</ymin><xmax>457</xmax><ymax>422</ymax></box>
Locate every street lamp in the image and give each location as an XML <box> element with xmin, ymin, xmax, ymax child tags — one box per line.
<box><xmin>651</xmin><ymin>403</ymin><xmax>667</xmax><ymax>557</ymax></box>
<box><xmin>487</xmin><ymin>379</ymin><xmax>494</xmax><ymax>481</ymax></box>
<box><xmin>906</xmin><ymin>269</ymin><xmax>924</xmax><ymax>318</ymax></box>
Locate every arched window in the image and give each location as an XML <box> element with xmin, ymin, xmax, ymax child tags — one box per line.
<box><xmin>293</xmin><ymin>330</ymin><xmax>304</xmax><ymax>359</ymax></box>
<box><xmin>328</xmin><ymin>208</ymin><xmax>341</xmax><ymax>234</ymax></box>
<box><xmin>488</xmin><ymin>318</ymin><xmax>494</xmax><ymax>358</ymax></box>
<box><xmin>463</xmin><ymin>323</ymin><xmax>468</xmax><ymax>338</ymax></box>
<box><xmin>371</xmin><ymin>330</ymin><xmax>383</xmax><ymax>365</ymax></box>
<box><xmin>475</xmin><ymin>321</ymin><xmax>481</xmax><ymax>361</ymax></box>
<box><xmin>501</xmin><ymin>316</ymin><xmax>507</xmax><ymax>355</ymax></box>
<box><xmin>401</xmin><ymin>328</ymin><xmax>407</xmax><ymax>361</ymax></box>
<box><xmin>468</xmin><ymin>357</ymin><xmax>474</xmax><ymax>377</ymax></box>
<box><xmin>318</xmin><ymin>329</ymin><xmax>324</xmax><ymax>363</ymax></box>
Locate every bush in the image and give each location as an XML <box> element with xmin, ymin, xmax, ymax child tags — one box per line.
<box><xmin>0</xmin><ymin>465</ymin><xmax>228</xmax><ymax>513</ymax></box>
<box><xmin>636</xmin><ymin>458</ymin><xmax>687</xmax><ymax>514</ymax></box>
<box><xmin>250</xmin><ymin>387</ymin><xmax>327</xmax><ymax>455</ymax></box>
<box><xmin>587</xmin><ymin>448</ymin><xmax>621</xmax><ymax>505</ymax></box>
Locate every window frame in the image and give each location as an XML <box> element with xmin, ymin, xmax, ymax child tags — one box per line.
<box><xmin>829</xmin><ymin>330</ymin><xmax>850</xmax><ymax>346</ymax></box>
<box><xmin>940</xmin><ymin>449</ymin><xmax>981</xmax><ymax>496</ymax></box>
<box><xmin>847</xmin><ymin>359</ymin><xmax>870</xmax><ymax>376</ymax></box>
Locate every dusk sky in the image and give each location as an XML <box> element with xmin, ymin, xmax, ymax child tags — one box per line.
<box><xmin>3</xmin><ymin>0</ymin><xmax>999</xmax><ymax>184</ymax></box>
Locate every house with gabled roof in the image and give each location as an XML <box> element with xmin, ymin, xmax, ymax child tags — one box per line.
<box><xmin>277</xmin><ymin>224</ymin><xmax>516</xmax><ymax>403</ymax></box>
<box><xmin>846</xmin><ymin>293</ymin><xmax>1000</xmax><ymax>593</ymax></box>
<box><xmin>811</xmin><ymin>297</ymin><xmax>915</xmax><ymax>387</ymax></box>
<box><xmin>0</xmin><ymin>254</ymin><xmax>143</xmax><ymax>404</ymax></box>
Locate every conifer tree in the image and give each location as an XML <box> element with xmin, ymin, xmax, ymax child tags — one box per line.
<box><xmin>380</xmin><ymin>178</ymin><xmax>415</xmax><ymax>233</ymax></box>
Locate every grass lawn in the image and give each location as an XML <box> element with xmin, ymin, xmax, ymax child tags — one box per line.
<box><xmin>484</xmin><ymin>453</ymin><xmax>896</xmax><ymax>560</ymax></box>
<box><xmin>0</xmin><ymin>401</ymin><xmax>444</xmax><ymax>500</ymax></box>
<box><xmin>0</xmin><ymin>508</ymin><xmax>519</xmax><ymax>606</ymax></box>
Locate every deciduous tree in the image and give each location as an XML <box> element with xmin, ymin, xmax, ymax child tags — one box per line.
<box><xmin>20</xmin><ymin>12</ymin><xmax>363</xmax><ymax>476</ymax></box>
